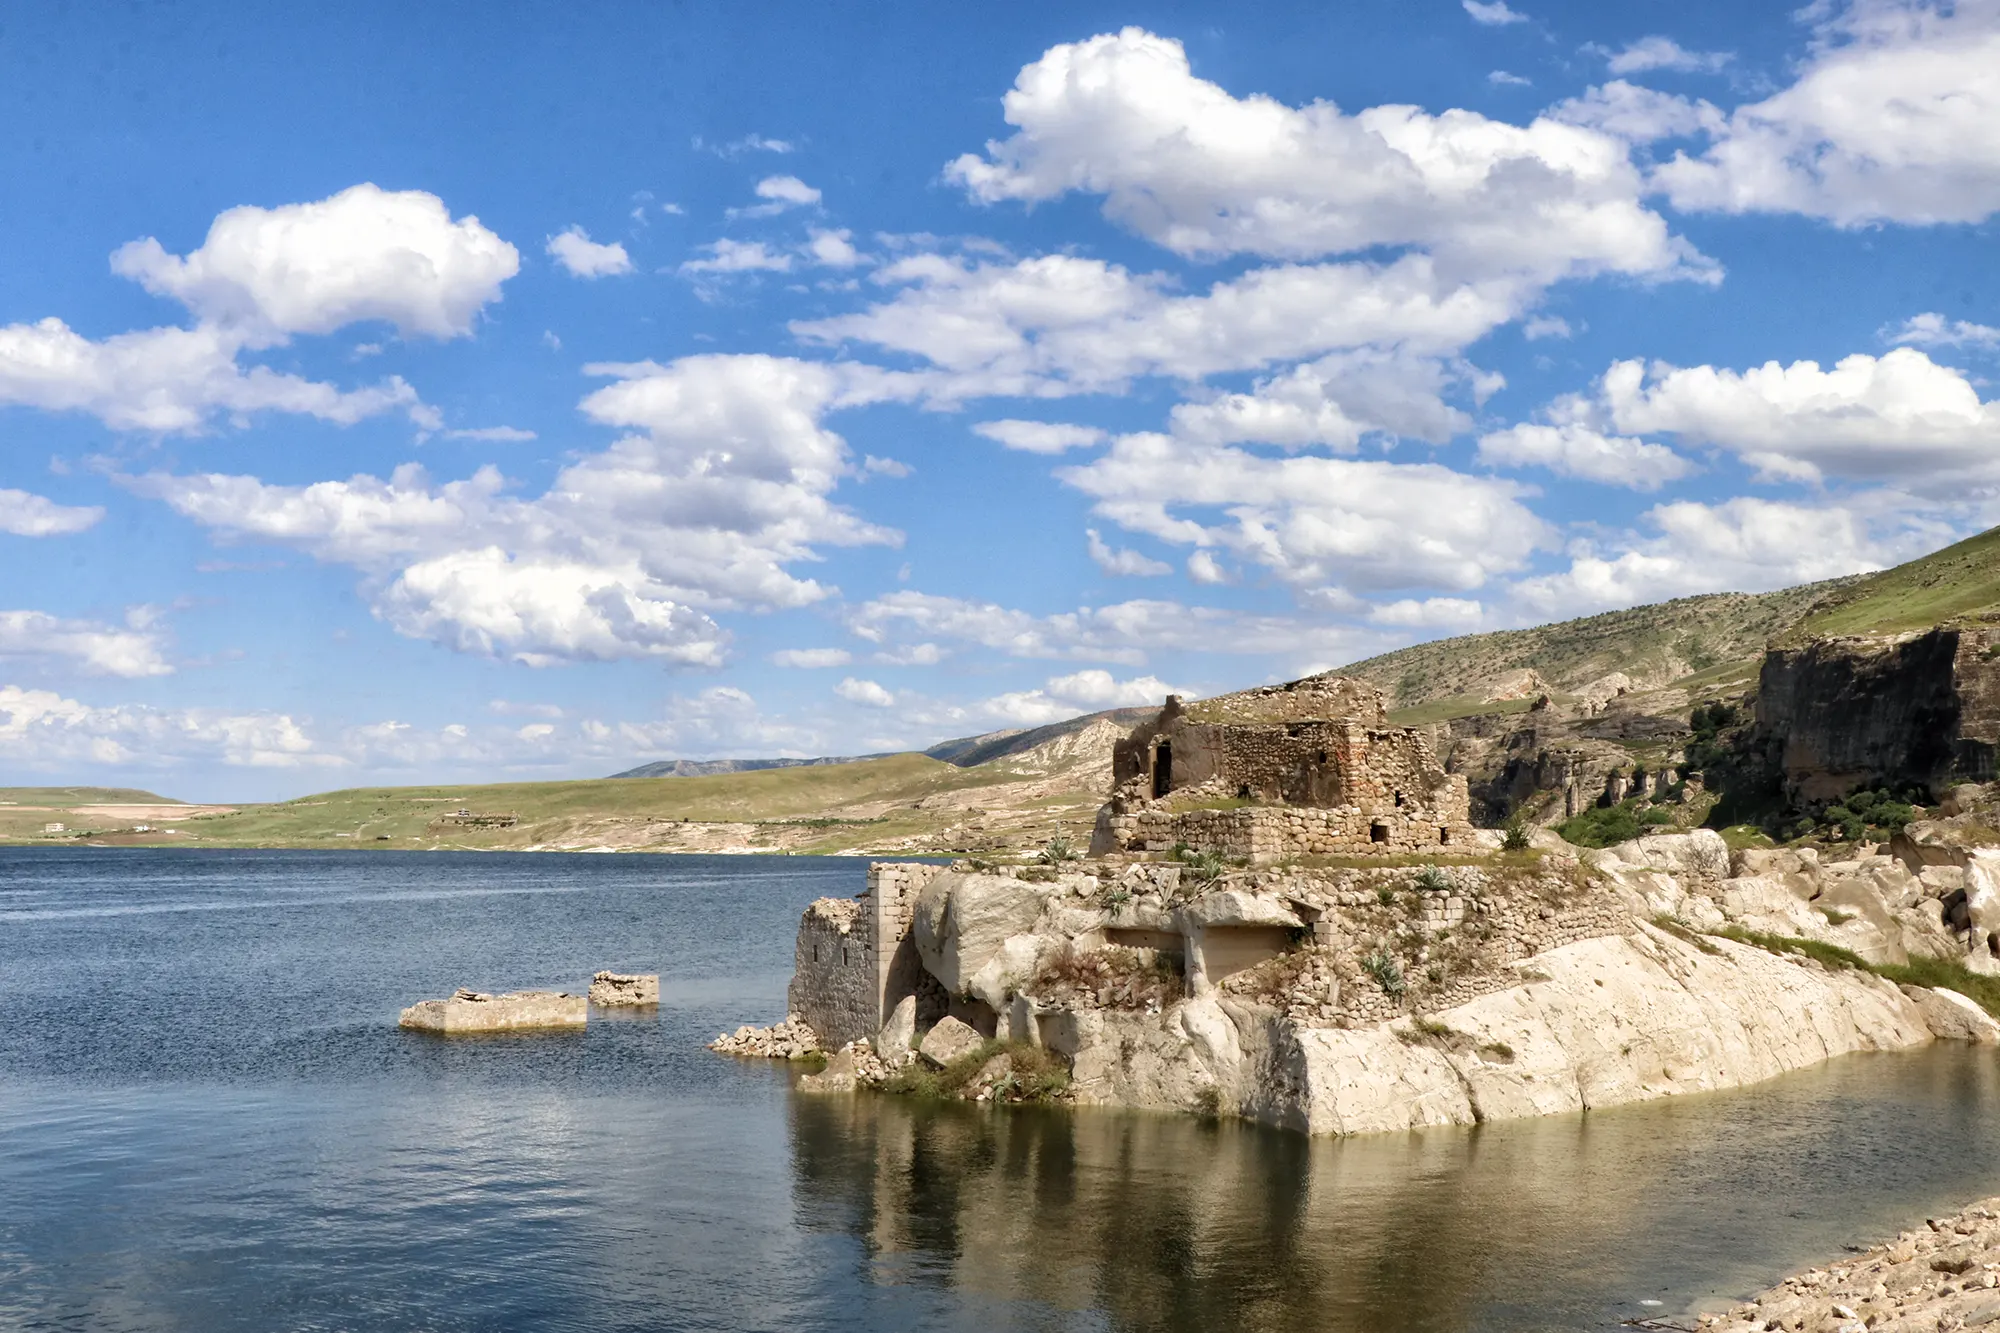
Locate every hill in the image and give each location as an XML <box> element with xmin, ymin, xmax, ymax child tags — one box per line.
<box><xmin>607</xmin><ymin>754</ymin><xmax>884</xmax><ymax>779</ymax></box>
<box><xmin>41</xmin><ymin>715</ymin><xmax>1137</xmax><ymax>856</ymax></box>
<box><xmin>922</xmin><ymin>707</ymin><xmax>1157</xmax><ymax>767</ymax></box>
<box><xmin>1341</xmin><ymin>580</ymin><xmax>1855</xmax><ymax>712</ymax></box>
<box><xmin>1784</xmin><ymin>525</ymin><xmax>2000</xmax><ymax>642</ymax></box>
<box><xmin>0</xmin><ymin>786</ymin><xmax>184</xmax><ymax>805</ymax></box>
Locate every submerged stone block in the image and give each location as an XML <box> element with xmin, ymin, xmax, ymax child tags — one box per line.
<box><xmin>589</xmin><ymin>971</ymin><xmax>660</xmax><ymax>1006</ymax></box>
<box><xmin>398</xmin><ymin>988</ymin><xmax>587</xmax><ymax>1033</ymax></box>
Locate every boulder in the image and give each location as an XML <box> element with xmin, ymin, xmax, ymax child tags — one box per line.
<box><xmin>876</xmin><ymin>994</ymin><xmax>918</xmax><ymax>1057</ymax></box>
<box><xmin>918</xmin><ymin>1015</ymin><xmax>985</xmax><ymax>1068</ymax></box>
<box><xmin>398</xmin><ymin>988</ymin><xmax>587</xmax><ymax>1033</ymax></box>
<box><xmin>913</xmin><ymin>870</ymin><xmax>1061</xmax><ymax>999</ymax></box>
<box><xmin>1900</xmin><ymin>985</ymin><xmax>2000</xmax><ymax>1044</ymax></box>
<box><xmin>588</xmin><ymin>971</ymin><xmax>659</xmax><ymax>1006</ymax></box>
<box><xmin>796</xmin><ymin>1045</ymin><xmax>861</xmax><ymax>1094</ymax></box>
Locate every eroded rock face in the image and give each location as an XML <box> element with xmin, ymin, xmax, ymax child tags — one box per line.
<box><xmin>913</xmin><ymin>872</ymin><xmax>1068</xmax><ymax>1004</ymax></box>
<box><xmin>588</xmin><ymin>971</ymin><xmax>659</xmax><ymax>1006</ymax></box>
<box><xmin>1049</xmin><ymin>926</ymin><xmax>1966</xmax><ymax>1135</ymax></box>
<box><xmin>1755</xmin><ymin>628</ymin><xmax>2000</xmax><ymax>804</ymax></box>
<box><xmin>399</xmin><ymin>989</ymin><xmax>586</xmax><ymax>1033</ymax></box>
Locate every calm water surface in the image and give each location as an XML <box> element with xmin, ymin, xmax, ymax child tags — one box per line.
<box><xmin>5</xmin><ymin>848</ymin><xmax>2000</xmax><ymax>1332</ymax></box>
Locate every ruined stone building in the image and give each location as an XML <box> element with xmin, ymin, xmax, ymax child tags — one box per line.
<box><xmin>1089</xmin><ymin>674</ymin><xmax>1476</xmax><ymax>859</ymax></box>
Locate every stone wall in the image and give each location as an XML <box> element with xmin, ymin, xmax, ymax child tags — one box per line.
<box><xmin>787</xmin><ymin>861</ymin><xmax>947</xmax><ymax>1050</ymax></box>
<box><xmin>788</xmin><ymin>897</ymin><xmax>878</xmax><ymax>1051</ymax></box>
<box><xmin>1097</xmin><ymin>800</ymin><xmax>1478</xmax><ymax>861</ymax></box>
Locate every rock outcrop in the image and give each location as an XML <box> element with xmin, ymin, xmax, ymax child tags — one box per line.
<box><xmin>1755</xmin><ymin>627</ymin><xmax>2000</xmax><ymax>804</ymax></box>
<box><xmin>733</xmin><ymin>823</ymin><xmax>2000</xmax><ymax>1137</ymax></box>
<box><xmin>710</xmin><ymin>1015</ymin><xmax>821</xmax><ymax>1059</ymax></box>
<box><xmin>398</xmin><ymin>988</ymin><xmax>587</xmax><ymax>1033</ymax></box>
<box><xmin>588</xmin><ymin>971</ymin><xmax>659</xmax><ymax>1006</ymax></box>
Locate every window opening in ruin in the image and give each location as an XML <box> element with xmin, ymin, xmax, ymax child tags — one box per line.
<box><xmin>1316</xmin><ymin>750</ymin><xmax>1327</xmax><ymax>765</ymax></box>
<box><xmin>1370</xmin><ymin>822</ymin><xmax>1390</xmax><ymax>843</ymax></box>
<box><xmin>842</xmin><ymin>945</ymin><xmax>849</xmax><ymax>967</ymax></box>
<box><xmin>1439</xmin><ymin>826</ymin><xmax>1450</xmax><ymax>844</ymax></box>
<box><xmin>1236</xmin><ymin>784</ymin><xmax>1251</xmax><ymax>799</ymax></box>
<box><xmin>1394</xmin><ymin>790</ymin><xmax>1404</xmax><ymax>808</ymax></box>
<box><xmin>1153</xmin><ymin>741</ymin><xmax>1173</xmax><ymax>798</ymax></box>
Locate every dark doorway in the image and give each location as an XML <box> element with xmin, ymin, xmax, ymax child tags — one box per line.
<box><xmin>1153</xmin><ymin>742</ymin><xmax>1173</xmax><ymax>798</ymax></box>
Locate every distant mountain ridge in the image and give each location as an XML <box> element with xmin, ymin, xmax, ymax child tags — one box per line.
<box><xmin>604</xmin><ymin>705</ymin><xmax>1161</xmax><ymax>780</ymax></box>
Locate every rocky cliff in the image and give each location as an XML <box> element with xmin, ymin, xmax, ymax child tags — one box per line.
<box><xmin>1754</xmin><ymin>628</ymin><xmax>2000</xmax><ymax>804</ymax></box>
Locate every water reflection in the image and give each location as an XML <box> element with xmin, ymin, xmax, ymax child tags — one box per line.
<box><xmin>788</xmin><ymin>1048</ymin><xmax>2000</xmax><ymax>1332</ymax></box>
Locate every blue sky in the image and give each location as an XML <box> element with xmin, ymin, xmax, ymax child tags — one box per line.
<box><xmin>5</xmin><ymin>0</ymin><xmax>2000</xmax><ymax>800</ymax></box>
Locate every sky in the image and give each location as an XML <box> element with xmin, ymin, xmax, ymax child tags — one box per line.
<box><xmin>4</xmin><ymin>0</ymin><xmax>2000</xmax><ymax>801</ymax></box>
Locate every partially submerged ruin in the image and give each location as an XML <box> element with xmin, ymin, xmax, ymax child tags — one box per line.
<box><xmin>716</xmin><ymin>671</ymin><xmax>2000</xmax><ymax>1135</ymax></box>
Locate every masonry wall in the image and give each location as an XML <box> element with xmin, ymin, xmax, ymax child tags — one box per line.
<box><xmin>1099</xmin><ymin>797</ymin><xmax>1477</xmax><ymax>861</ymax></box>
<box><xmin>788</xmin><ymin>897</ymin><xmax>878</xmax><ymax>1050</ymax></box>
<box><xmin>787</xmin><ymin>862</ymin><xmax>948</xmax><ymax>1050</ymax></box>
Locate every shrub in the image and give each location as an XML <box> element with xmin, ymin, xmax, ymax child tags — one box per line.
<box><xmin>1375</xmin><ymin>885</ymin><xmax>1397</xmax><ymax>906</ymax></box>
<box><xmin>1041</xmin><ymin>834</ymin><xmax>1082</xmax><ymax>865</ymax></box>
<box><xmin>1641</xmin><ymin>807</ymin><xmax>1678</xmax><ymax>827</ymax></box>
<box><xmin>1500</xmin><ymin>815</ymin><xmax>1531</xmax><ymax>852</ymax></box>
<box><xmin>1557</xmin><ymin>799</ymin><xmax>1645</xmax><ymax>848</ymax></box>
<box><xmin>1362</xmin><ymin>951</ymin><xmax>1406</xmax><ymax>998</ymax></box>
<box><xmin>1178</xmin><ymin>848</ymin><xmax>1228</xmax><ymax>885</ymax></box>
<box><xmin>1412</xmin><ymin>863</ymin><xmax>1452</xmax><ymax>892</ymax></box>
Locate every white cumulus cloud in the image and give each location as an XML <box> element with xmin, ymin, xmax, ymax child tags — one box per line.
<box><xmin>1086</xmin><ymin>528</ymin><xmax>1171</xmax><ymax>577</ymax></box>
<box><xmin>546</xmin><ymin>226</ymin><xmax>634</xmax><ymax>278</ymax></box>
<box><xmin>0</xmin><ymin>609</ymin><xmax>172</xmax><ymax>677</ymax></box>
<box><xmin>943</xmin><ymin>28</ymin><xmax>1706</xmax><ymax>286</ymax></box>
<box><xmin>835</xmin><ymin>676</ymin><xmax>896</xmax><ymax>707</ymax></box>
<box><xmin>0</xmin><ymin>489</ymin><xmax>103</xmax><ymax>537</ymax></box>
<box><xmin>1464</xmin><ymin>1</ymin><xmax>1528</xmax><ymax>26</ymax></box>
<box><xmin>128</xmin><ymin>355</ymin><xmax>908</xmax><ymax>667</ymax></box>
<box><xmin>972</xmin><ymin>419</ymin><xmax>1108</xmax><ymax>453</ymax></box>
<box><xmin>1654</xmin><ymin>1</ymin><xmax>2000</xmax><ymax>225</ymax></box>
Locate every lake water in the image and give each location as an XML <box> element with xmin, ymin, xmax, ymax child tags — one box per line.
<box><xmin>6</xmin><ymin>848</ymin><xmax>2000</xmax><ymax>1332</ymax></box>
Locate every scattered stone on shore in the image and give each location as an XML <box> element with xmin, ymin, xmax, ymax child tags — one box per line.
<box><xmin>797</xmin><ymin>1039</ymin><xmax>915</xmax><ymax>1094</ymax></box>
<box><xmin>709</xmin><ymin>1015</ymin><xmax>821</xmax><ymax>1059</ymax></box>
<box><xmin>398</xmin><ymin>988</ymin><xmax>587</xmax><ymax>1033</ymax></box>
<box><xmin>1699</xmin><ymin>1197</ymin><xmax>2000</xmax><ymax>1333</ymax></box>
<box><xmin>918</xmin><ymin>1015</ymin><xmax>984</xmax><ymax>1068</ymax></box>
<box><xmin>588</xmin><ymin>971</ymin><xmax>660</xmax><ymax>1006</ymax></box>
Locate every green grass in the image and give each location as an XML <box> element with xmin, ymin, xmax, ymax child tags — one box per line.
<box><xmin>1339</xmin><ymin>581</ymin><xmax>1855</xmax><ymax>708</ymax></box>
<box><xmin>882</xmin><ymin>1039</ymin><xmax>1071</xmax><ymax>1103</ymax></box>
<box><xmin>135</xmin><ymin>753</ymin><xmax>1054</xmax><ymax>851</ymax></box>
<box><xmin>1709</xmin><ymin>926</ymin><xmax>2000</xmax><ymax>1018</ymax></box>
<box><xmin>1787</xmin><ymin>525</ymin><xmax>2000</xmax><ymax>640</ymax></box>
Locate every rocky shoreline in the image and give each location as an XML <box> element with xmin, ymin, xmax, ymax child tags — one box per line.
<box><xmin>1701</xmin><ymin>1196</ymin><xmax>2000</xmax><ymax>1333</ymax></box>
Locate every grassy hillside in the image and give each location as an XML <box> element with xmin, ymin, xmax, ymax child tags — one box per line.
<box><xmin>1785</xmin><ymin>526</ymin><xmax>2000</xmax><ymax>641</ymax></box>
<box><xmin>0</xmin><ymin>786</ymin><xmax>183</xmax><ymax>805</ymax></box>
<box><xmin>1342</xmin><ymin>580</ymin><xmax>1853</xmax><ymax>708</ymax></box>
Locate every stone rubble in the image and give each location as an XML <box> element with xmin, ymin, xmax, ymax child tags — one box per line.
<box><xmin>1700</xmin><ymin>1198</ymin><xmax>2000</xmax><ymax>1333</ymax></box>
<box><xmin>708</xmin><ymin>1015</ymin><xmax>821</xmax><ymax>1059</ymax></box>
<box><xmin>588</xmin><ymin>971</ymin><xmax>659</xmax><ymax>1006</ymax></box>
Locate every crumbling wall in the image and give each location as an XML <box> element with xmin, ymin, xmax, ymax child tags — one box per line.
<box><xmin>1098</xmin><ymin>796</ymin><xmax>1476</xmax><ymax>861</ymax></box>
<box><xmin>788</xmin><ymin>897</ymin><xmax>878</xmax><ymax>1050</ymax></box>
<box><xmin>787</xmin><ymin>862</ymin><xmax>949</xmax><ymax>1050</ymax></box>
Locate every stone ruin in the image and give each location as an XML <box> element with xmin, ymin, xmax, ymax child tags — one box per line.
<box><xmin>1087</xmin><ymin>673</ymin><xmax>1476</xmax><ymax>860</ymax></box>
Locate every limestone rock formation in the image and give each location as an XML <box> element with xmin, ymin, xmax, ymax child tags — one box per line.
<box><xmin>918</xmin><ymin>1015</ymin><xmax>984</xmax><ymax>1067</ymax></box>
<box><xmin>398</xmin><ymin>988</ymin><xmax>587</xmax><ymax>1033</ymax></box>
<box><xmin>588</xmin><ymin>971</ymin><xmax>659</xmax><ymax>1006</ymax></box>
